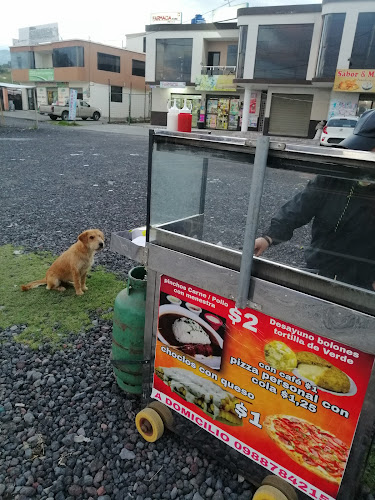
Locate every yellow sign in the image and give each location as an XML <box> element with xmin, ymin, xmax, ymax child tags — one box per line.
<box><xmin>195</xmin><ymin>75</ymin><xmax>236</xmax><ymax>92</ymax></box>
<box><xmin>334</xmin><ymin>69</ymin><xmax>375</xmax><ymax>92</ymax></box>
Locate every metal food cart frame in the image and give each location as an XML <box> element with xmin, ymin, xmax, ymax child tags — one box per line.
<box><xmin>111</xmin><ymin>130</ymin><xmax>375</xmax><ymax>500</ymax></box>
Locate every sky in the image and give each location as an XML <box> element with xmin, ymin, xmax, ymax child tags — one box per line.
<box><xmin>0</xmin><ymin>0</ymin><xmax>322</xmax><ymax>50</ymax></box>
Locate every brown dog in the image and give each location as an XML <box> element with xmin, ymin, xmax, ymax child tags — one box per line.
<box><xmin>21</xmin><ymin>229</ymin><xmax>105</xmax><ymax>295</ymax></box>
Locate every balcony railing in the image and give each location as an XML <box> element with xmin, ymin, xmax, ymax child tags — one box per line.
<box><xmin>201</xmin><ymin>65</ymin><xmax>236</xmax><ymax>76</ymax></box>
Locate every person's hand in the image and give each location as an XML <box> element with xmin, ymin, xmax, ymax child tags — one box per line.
<box><xmin>254</xmin><ymin>237</ymin><xmax>271</xmax><ymax>257</ymax></box>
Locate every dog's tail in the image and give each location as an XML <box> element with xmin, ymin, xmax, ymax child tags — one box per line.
<box><xmin>21</xmin><ymin>279</ymin><xmax>47</xmax><ymax>291</ymax></box>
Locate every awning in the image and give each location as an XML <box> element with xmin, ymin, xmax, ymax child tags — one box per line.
<box><xmin>0</xmin><ymin>82</ymin><xmax>36</xmax><ymax>89</ymax></box>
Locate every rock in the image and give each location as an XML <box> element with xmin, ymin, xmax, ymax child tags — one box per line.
<box><xmin>119</xmin><ymin>448</ymin><xmax>135</xmax><ymax>460</ymax></box>
<box><xmin>24</xmin><ymin>412</ymin><xmax>35</xmax><ymax>425</ymax></box>
<box><xmin>68</xmin><ymin>484</ymin><xmax>83</xmax><ymax>497</ymax></box>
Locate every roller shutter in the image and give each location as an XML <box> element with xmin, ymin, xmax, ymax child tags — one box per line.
<box><xmin>269</xmin><ymin>93</ymin><xmax>313</xmax><ymax>137</ymax></box>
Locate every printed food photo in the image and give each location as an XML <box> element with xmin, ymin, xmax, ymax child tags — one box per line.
<box><xmin>155</xmin><ymin>366</ymin><xmax>242</xmax><ymax>425</ymax></box>
<box><xmin>264</xmin><ymin>341</ymin><xmax>355</xmax><ymax>395</ymax></box>
<box><xmin>158</xmin><ymin>292</ymin><xmax>226</xmax><ymax>370</ymax></box>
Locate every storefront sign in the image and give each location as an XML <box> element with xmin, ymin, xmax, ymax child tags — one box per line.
<box><xmin>36</xmin><ymin>87</ymin><xmax>47</xmax><ymax>106</ymax></box>
<box><xmin>160</xmin><ymin>82</ymin><xmax>186</xmax><ymax>89</ymax></box>
<box><xmin>334</xmin><ymin>69</ymin><xmax>375</xmax><ymax>92</ymax></box>
<box><xmin>152</xmin><ymin>276</ymin><xmax>374</xmax><ymax>500</ymax></box>
<box><xmin>29</xmin><ymin>69</ymin><xmax>55</xmax><ymax>82</ymax></box>
<box><xmin>150</xmin><ymin>12</ymin><xmax>182</xmax><ymax>24</ymax></box>
<box><xmin>195</xmin><ymin>75</ymin><xmax>236</xmax><ymax>92</ymax></box>
<box><xmin>68</xmin><ymin>89</ymin><xmax>77</xmax><ymax>121</ymax></box>
<box><xmin>57</xmin><ymin>86</ymin><xmax>69</xmax><ymax>105</ymax></box>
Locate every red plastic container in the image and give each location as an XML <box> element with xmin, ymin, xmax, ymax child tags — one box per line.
<box><xmin>177</xmin><ymin>112</ymin><xmax>192</xmax><ymax>133</ymax></box>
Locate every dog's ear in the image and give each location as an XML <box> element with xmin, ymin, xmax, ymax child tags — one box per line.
<box><xmin>78</xmin><ymin>231</ymin><xmax>89</xmax><ymax>245</ymax></box>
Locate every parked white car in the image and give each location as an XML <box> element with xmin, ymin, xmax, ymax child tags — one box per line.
<box><xmin>320</xmin><ymin>116</ymin><xmax>359</xmax><ymax>146</ymax></box>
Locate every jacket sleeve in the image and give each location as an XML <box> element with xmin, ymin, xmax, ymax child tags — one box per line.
<box><xmin>266</xmin><ymin>176</ymin><xmax>326</xmax><ymax>244</ymax></box>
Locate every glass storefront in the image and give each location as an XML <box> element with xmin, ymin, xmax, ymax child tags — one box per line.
<box><xmin>171</xmin><ymin>94</ymin><xmax>201</xmax><ymax>127</ymax></box>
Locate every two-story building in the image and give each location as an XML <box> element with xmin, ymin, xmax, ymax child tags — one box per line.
<box><xmin>146</xmin><ymin>0</ymin><xmax>375</xmax><ymax>138</ymax></box>
<box><xmin>237</xmin><ymin>0</ymin><xmax>375</xmax><ymax>137</ymax></box>
<box><xmin>145</xmin><ymin>23</ymin><xmax>241</xmax><ymax>130</ymax></box>
<box><xmin>10</xmin><ymin>39</ymin><xmax>147</xmax><ymax>120</ymax></box>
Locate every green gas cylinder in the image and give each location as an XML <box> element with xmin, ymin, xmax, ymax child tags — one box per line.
<box><xmin>112</xmin><ymin>266</ymin><xmax>147</xmax><ymax>394</ymax></box>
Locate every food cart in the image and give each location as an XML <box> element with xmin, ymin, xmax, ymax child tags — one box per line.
<box><xmin>110</xmin><ymin>130</ymin><xmax>375</xmax><ymax>500</ymax></box>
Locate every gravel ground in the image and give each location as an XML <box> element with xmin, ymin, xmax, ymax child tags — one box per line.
<box><xmin>1</xmin><ymin>120</ymin><xmax>372</xmax><ymax>500</ymax></box>
<box><xmin>0</xmin><ymin>121</ymin><xmax>256</xmax><ymax>500</ymax></box>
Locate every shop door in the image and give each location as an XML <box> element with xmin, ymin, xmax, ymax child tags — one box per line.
<box><xmin>47</xmin><ymin>88</ymin><xmax>58</xmax><ymax>105</ymax></box>
<box><xmin>268</xmin><ymin>93</ymin><xmax>313</xmax><ymax>137</ymax></box>
<box><xmin>357</xmin><ymin>94</ymin><xmax>375</xmax><ymax>115</ymax></box>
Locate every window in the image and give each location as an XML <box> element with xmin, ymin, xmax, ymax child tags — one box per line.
<box><xmin>97</xmin><ymin>52</ymin><xmax>120</xmax><ymax>73</ymax></box>
<box><xmin>11</xmin><ymin>51</ymin><xmax>35</xmax><ymax>69</ymax></box>
<box><xmin>52</xmin><ymin>46</ymin><xmax>84</xmax><ymax>67</ymax></box>
<box><xmin>327</xmin><ymin>118</ymin><xmax>357</xmax><ymax>128</ymax></box>
<box><xmin>254</xmin><ymin>24</ymin><xmax>314</xmax><ymax>80</ymax></box>
<box><xmin>143</xmin><ymin>37</ymin><xmax>146</xmax><ymax>53</ymax></box>
<box><xmin>237</xmin><ymin>26</ymin><xmax>247</xmax><ymax>79</ymax></box>
<box><xmin>156</xmin><ymin>38</ymin><xmax>193</xmax><ymax>82</ymax></box>
<box><xmin>132</xmin><ymin>59</ymin><xmax>145</xmax><ymax>77</ymax></box>
<box><xmin>71</xmin><ymin>88</ymin><xmax>83</xmax><ymax>100</ymax></box>
<box><xmin>226</xmin><ymin>44</ymin><xmax>238</xmax><ymax>67</ymax></box>
<box><xmin>316</xmin><ymin>14</ymin><xmax>345</xmax><ymax>78</ymax></box>
<box><xmin>111</xmin><ymin>85</ymin><xmax>122</xmax><ymax>102</ymax></box>
<box><xmin>350</xmin><ymin>13</ymin><xmax>375</xmax><ymax>69</ymax></box>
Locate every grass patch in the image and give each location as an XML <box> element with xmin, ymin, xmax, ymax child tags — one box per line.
<box><xmin>0</xmin><ymin>245</ymin><xmax>125</xmax><ymax>349</ymax></box>
<box><xmin>58</xmin><ymin>120</ymin><xmax>81</xmax><ymax>126</ymax></box>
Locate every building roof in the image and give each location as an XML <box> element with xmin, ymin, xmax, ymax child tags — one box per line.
<box><xmin>145</xmin><ymin>22</ymin><xmax>238</xmax><ymax>32</ymax></box>
<box><xmin>237</xmin><ymin>4</ymin><xmax>322</xmax><ymax>16</ymax></box>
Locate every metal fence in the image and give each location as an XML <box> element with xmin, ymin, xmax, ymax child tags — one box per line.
<box><xmin>108</xmin><ymin>88</ymin><xmax>151</xmax><ymax>123</ymax></box>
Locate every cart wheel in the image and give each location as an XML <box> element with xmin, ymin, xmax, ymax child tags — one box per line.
<box><xmin>261</xmin><ymin>476</ymin><xmax>298</xmax><ymax>500</ymax></box>
<box><xmin>253</xmin><ymin>485</ymin><xmax>289</xmax><ymax>500</ymax></box>
<box><xmin>148</xmin><ymin>401</ymin><xmax>174</xmax><ymax>429</ymax></box>
<box><xmin>135</xmin><ymin>408</ymin><xmax>164</xmax><ymax>442</ymax></box>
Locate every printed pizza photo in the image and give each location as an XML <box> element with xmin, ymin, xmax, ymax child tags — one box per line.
<box><xmin>264</xmin><ymin>415</ymin><xmax>349</xmax><ymax>484</ymax></box>
<box><xmin>155</xmin><ymin>366</ymin><xmax>242</xmax><ymax>426</ymax></box>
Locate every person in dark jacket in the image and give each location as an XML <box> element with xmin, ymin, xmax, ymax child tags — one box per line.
<box><xmin>254</xmin><ymin>109</ymin><xmax>375</xmax><ymax>290</ymax></box>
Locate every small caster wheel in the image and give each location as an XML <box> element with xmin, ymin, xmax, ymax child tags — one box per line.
<box><xmin>253</xmin><ymin>484</ymin><xmax>289</xmax><ymax>500</ymax></box>
<box><xmin>135</xmin><ymin>407</ymin><xmax>164</xmax><ymax>442</ymax></box>
<box><xmin>148</xmin><ymin>401</ymin><xmax>174</xmax><ymax>429</ymax></box>
<box><xmin>261</xmin><ymin>476</ymin><xmax>298</xmax><ymax>500</ymax></box>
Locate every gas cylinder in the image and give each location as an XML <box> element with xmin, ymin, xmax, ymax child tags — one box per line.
<box><xmin>166</xmin><ymin>99</ymin><xmax>179</xmax><ymax>131</ymax></box>
<box><xmin>177</xmin><ymin>98</ymin><xmax>192</xmax><ymax>132</ymax></box>
<box><xmin>111</xmin><ymin>266</ymin><xmax>147</xmax><ymax>394</ymax></box>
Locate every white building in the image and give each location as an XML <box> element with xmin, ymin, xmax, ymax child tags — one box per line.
<box><xmin>146</xmin><ymin>0</ymin><xmax>375</xmax><ymax>138</ymax></box>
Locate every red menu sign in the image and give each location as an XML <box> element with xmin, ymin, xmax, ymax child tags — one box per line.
<box><xmin>152</xmin><ymin>276</ymin><xmax>374</xmax><ymax>500</ymax></box>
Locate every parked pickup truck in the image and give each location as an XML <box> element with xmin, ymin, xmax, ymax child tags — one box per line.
<box><xmin>39</xmin><ymin>100</ymin><xmax>101</xmax><ymax>121</ymax></box>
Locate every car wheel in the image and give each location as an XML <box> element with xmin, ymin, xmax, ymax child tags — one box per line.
<box><xmin>61</xmin><ymin>111</ymin><xmax>69</xmax><ymax>121</ymax></box>
<box><xmin>93</xmin><ymin>112</ymin><xmax>100</xmax><ymax>121</ymax></box>
<box><xmin>49</xmin><ymin>115</ymin><xmax>58</xmax><ymax>121</ymax></box>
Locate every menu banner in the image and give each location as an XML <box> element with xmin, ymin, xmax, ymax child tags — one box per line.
<box><xmin>152</xmin><ymin>275</ymin><xmax>374</xmax><ymax>500</ymax></box>
<box><xmin>334</xmin><ymin>69</ymin><xmax>375</xmax><ymax>92</ymax></box>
